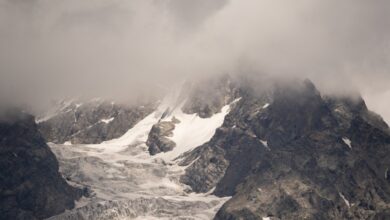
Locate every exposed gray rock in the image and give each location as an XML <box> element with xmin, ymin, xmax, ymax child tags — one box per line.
<box><xmin>181</xmin><ymin>74</ymin><xmax>240</xmax><ymax>118</ymax></box>
<box><xmin>178</xmin><ymin>78</ymin><xmax>390</xmax><ymax>220</ymax></box>
<box><xmin>146</xmin><ymin>121</ymin><xmax>176</xmax><ymax>155</ymax></box>
<box><xmin>38</xmin><ymin>100</ymin><xmax>156</xmax><ymax>144</ymax></box>
<box><xmin>0</xmin><ymin>110</ymin><xmax>81</xmax><ymax>220</ymax></box>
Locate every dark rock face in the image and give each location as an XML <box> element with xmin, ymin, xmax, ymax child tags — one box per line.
<box><xmin>181</xmin><ymin>75</ymin><xmax>240</xmax><ymax>118</ymax></box>
<box><xmin>38</xmin><ymin>100</ymin><xmax>156</xmax><ymax>144</ymax></box>
<box><xmin>147</xmin><ymin>121</ymin><xmax>176</xmax><ymax>155</ymax></box>
<box><xmin>179</xmin><ymin>79</ymin><xmax>390</xmax><ymax>219</ymax></box>
<box><xmin>0</xmin><ymin>110</ymin><xmax>81</xmax><ymax>220</ymax></box>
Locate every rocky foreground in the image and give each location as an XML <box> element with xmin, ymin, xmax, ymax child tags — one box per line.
<box><xmin>0</xmin><ymin>110</ymin><xmax>81</xmax><ymax>220</ymax></box>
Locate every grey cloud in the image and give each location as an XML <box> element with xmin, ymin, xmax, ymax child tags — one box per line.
<box><xmin>165</xmin><ymin>0</ymin><xmax>228</xmax><ymax>28</ymax></box>
<box><xmin>0</xmin><ymin>0</ymin><xmax>389</xmax><ymax>123</ymax></box>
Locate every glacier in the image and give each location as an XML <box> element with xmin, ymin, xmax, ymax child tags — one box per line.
<box><xmin>46</xmin><ymin>89</ymin><xmax>234</xmax><ymax>220</ymax></box>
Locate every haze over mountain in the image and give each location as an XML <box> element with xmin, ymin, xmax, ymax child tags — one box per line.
<box><xmin>0</xmin><ymin>0</ymin><xmax>390</xmax><ymax>123</ymax></box>
<box><xmin>1</xmin><ymin>1</ymin><xmax>390</xmax><ymax>220</ymax></box>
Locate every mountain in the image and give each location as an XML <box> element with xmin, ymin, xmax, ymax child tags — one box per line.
<box><xmin>37</xmin><ymin>99</ymin><xmax>157</xmax><ymax>144</ymax></box>
<box><xmin>179</xmin><ymin>78</ymin><xmax>390</xmax><ymax>219</ymax></box>
<box><xmin>12</xmin><ymin>75</ymin><xmax>390</xmax><ymax>220</ymax></box>
<box><xmin>0</xmin><ymin>109</ymin><xmax>82</xmax><ymax>220</ymax></box>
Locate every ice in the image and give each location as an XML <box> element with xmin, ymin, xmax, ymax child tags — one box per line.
<box><xmin>342</xmin><ymin>137</ymin><xmax>352</xmax><ymax>149</ymax></box>
<box><xmin>100</xmin><ymin>117</ymin><xmax>114</xmax><ymax>124</ymax></box>
<box><xmin>47</xmin><ymin>88</ymin><xmax>231</xmax><ymax>219</ymax></box>
<box><xmin>155</xmin><ymin>103</ymin><xmax>233</xmax><ymax>161</ymax></box>
<box><xmin>48</xmin><ymin>139</ymin><xmax>229</xmax><ymax>219</ymax></box>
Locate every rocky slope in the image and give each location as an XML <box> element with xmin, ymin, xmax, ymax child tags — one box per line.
<box><xmin>0</xmin><ymin>109</ymin><xmax>81</xmax><ymax>220</ymax></box>
<box><xmin>37</xmin><ymin>99</ymin><xmax>156</xmax><ymax>144</ymax></box>
<box><xmin>22</xmin><ymin>75</ymin><xmax>390</xmax><ymax>220</ymax></box>
<box><xmin>178</xmin><ymin>78</ymin><xmax>390</xmax><ymax>220</ymax></box>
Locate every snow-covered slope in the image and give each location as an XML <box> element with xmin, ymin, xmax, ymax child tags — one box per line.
<box><xmin>153</xmin><ymin>98</ymin><xmax>240</xmax><ymax>161</ymax></box>
<box><xmin>46</xmin><ymin>86</ymin><xmax>235</xmax><ymax>220</ymax></box>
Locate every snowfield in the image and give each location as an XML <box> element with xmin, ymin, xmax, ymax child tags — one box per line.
<box><xmin>47</xmin><ymin>90</ymin><xmax>234</xmax><ymax>220</ymax></box>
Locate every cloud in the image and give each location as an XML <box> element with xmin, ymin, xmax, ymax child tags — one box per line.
<box><xmin>0</xmin><ymin>0</ymin><xmax>389</xmax><ymax>123</ymax></box>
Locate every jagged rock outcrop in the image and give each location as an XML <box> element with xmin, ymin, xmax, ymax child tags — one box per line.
<box><xmin>182</xmin><ymin>75</ymin><xmax>240</xmax><ymax>118</ymax></box>
<box><xmin>147</xmin><ymin>120</ymin><xmax>176</xmax><ymax>155</ymax></box>
<box><xmin>38</xmin><ymin>99</ymin><xmax>156</xmax><ymax>144</ymax></box>
<box><xmin>179</xmin><ymin>79</ymin><xmax>390</xmax><ymax>219</ymax></box>
<box><xmin>0</xmin><ymin>110</ymin><xmax>81</xmax><ymax>220</ymax></box>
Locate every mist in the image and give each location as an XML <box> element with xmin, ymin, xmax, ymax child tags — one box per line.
<box><xmin>0</xmin><ymin>0</ymin><xmax>389</xmax><ymax>123</ymax></box>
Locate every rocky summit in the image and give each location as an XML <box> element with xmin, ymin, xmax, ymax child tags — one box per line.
<box><xmin>180</xmin><ymin>78</ymin><xmax>390</xmax><ymax>220</ymax></box>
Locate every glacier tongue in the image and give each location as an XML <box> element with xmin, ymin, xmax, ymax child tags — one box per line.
<box><xmin>48</xmin><ymin>139</ymin><xmax>228</xmax><ymax>219</ymax></box>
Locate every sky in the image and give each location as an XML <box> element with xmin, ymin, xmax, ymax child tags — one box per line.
<box><xmin>0</xmin><ymin>0</ymin><xmax>389</xmax><ymax>123</ymax></box>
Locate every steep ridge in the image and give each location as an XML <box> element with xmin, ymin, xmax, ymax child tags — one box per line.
<box><xmin>178</xmin><ymin>79</ymin><xmax>390</xmax><ymax>219</ymax></box>
<box><xmin>0</xmin><ymin>110</ymin><xmax>81</xmax><ymax>220</ymax></box>
<box><xmin>37</xmin><ymin>99</ymin><xmax>157</xmax><ymax>144</ymax></box>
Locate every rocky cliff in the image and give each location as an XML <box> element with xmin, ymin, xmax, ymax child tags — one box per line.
<box><xmin>0</xmin><ymin>110</ymin><xmax>81</xmax><ymax>220</ymax></box>
<box><xmin>178</xmin><ymin>78</ymin><xmax>390</xmax><ymax>220</ymax></box>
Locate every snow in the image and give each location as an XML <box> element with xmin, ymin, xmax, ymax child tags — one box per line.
<box><xmin>46</xmin><ymin>87</ymin><xmax>234</xmax><ymax>219</ymax></box>
<box><xmin>262</xmin><ymin>103</ymin><xmax>270</xmax><ymax>109</ymax></box>
<box><xmin>260</xmin><ymin>140</ymin><xmax>270</xmax><ymax>151</ymax></box>
<box><xmin>342</xmin><ymin>137</ymin><xmax>352</xmax><ymax>149</ymax></box>
<box><xmin>155</xmin><ymin>102</ymin><xmax>233</xmax><ymax>161</ymax></box>
<box><xmin>63</xmin><ymin>141</ymin><xmax>72</xmax><ymax>145</ymax></box>
<box><xmin>339</xmin><ymin>192</ymin><xmax>351</xmax><ymax>208</ymax></box>
<box><xmin>100</xmin><ymin>117</ymin><xmax>115</xmax><ymax>124</ymax></box>
<box><xmin>102</xmin><ymin>112</ymin><xmax>161</xmax><ymax>150</ymax></box>
<box><xmin>263</xmin><ymin>217</ymin><xmax>271</xmax><ymax>220</ymax></box>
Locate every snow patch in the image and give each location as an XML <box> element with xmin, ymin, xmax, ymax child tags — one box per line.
<box><xmin>262</xmin><ymin>103</ymin><xmax>270</xmax><ymax>109</ymax></box>
<box><xmin>263</xmin><ymin>217</ymin><xmax>271</xmax><ymax>220</ymax></box>
<box><xmin>342</xmin><ymin>137</ymin><xmax>352</xmax><ymax>149</ymax></box>
<box><xmin>101</xmin><ymin>85</ymin><xmax>185</xmax><ymax>150</ymax></box>
<box><xmin>339</xmin><ymin>192</ymin><xmax>351</xmax><ymax>208</ymax></box>
<box><xmin>155</xmin><ymin>99</ymin><xmax>237</xmax><ymax>161</ymax></box>
<box><xmin>260</xmin><ymin>140</ymin><xmax>270</xmax><ymax>151</ymax></box>
<box><xmin>63</xmin><ymin>141</ymin><xmax>72</xmax><ymax>145</ymax></box>
<box><xmin>100</xmin><ymin>117</ymin><xmax>115</xmax><ymax>124</ymax></box>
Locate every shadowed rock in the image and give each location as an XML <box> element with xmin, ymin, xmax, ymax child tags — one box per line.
<box><xmin>179</xmin><ymin>78</ymin><xmax>390</xmax><ymax>220</ymax></box>
<box><xmin>0</xmin><ymin>110</ymin><xmax>81</xmax><ymax>220</ymax></box>
<box><xmin>147</xmin><ymin>121</ymin><xmax>176</xmax><ymax>155</ymax></box>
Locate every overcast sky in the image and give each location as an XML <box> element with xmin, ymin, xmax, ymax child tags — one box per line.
<box><xmin>0</xmin><ymin>0</ymin><xmax>389</xmax><ymax>123</ymax></box>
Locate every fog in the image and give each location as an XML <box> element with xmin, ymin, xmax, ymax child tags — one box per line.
<box><xmin>0</xmin><ymin>0</ymin><xmax>389</xmax><ymax>123</ymax></box>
